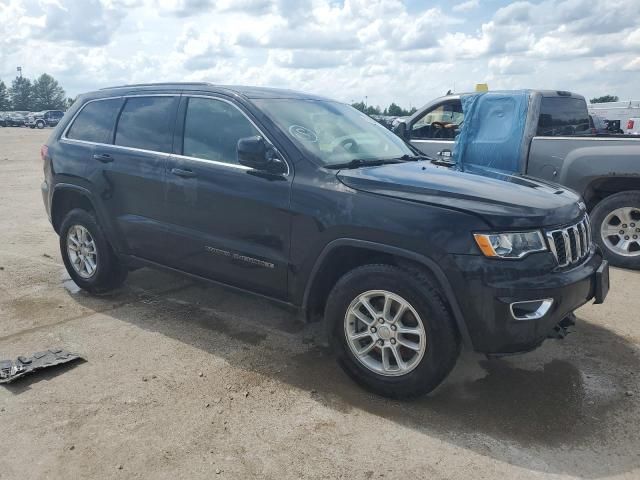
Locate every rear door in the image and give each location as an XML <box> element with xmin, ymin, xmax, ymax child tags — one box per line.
<box><xmin>87</xmin><ymin>94</ymin><xmax>179</xmax><ymax>262</ymax></box>
<box><xmin>408</xmin><ymin>100</ymin><xmax>464</xmax><ymax>160</ymax></box>
<box><xmin>163</xmin><ymin>95</ymin><xmax>291</xmax><ymax>300</ymax></box>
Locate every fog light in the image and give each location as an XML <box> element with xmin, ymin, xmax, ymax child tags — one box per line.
<box><xmin>510</xmin><ymin>299</ymin><xmax>554</xmax><ymax>320</ymax></box>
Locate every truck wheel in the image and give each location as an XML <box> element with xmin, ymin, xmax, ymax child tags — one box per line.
<box><xmin>590</xmin><ymin>191</ymin><xmax>640</xmax><ymax>269</ymax></box>
<box><xmin>36</xmin><ymin>120</ymin><xmax>45</xmax><ymax>129</ymax></box>
<box><xmin>59</xmin><ymin>208</ymin><xmax>127</xmax><ymax>293</ymax></box>
<box><xmin>325</xmin><ymin>264</ymin><xmax>459</xmax><ymax>399</ymax></box>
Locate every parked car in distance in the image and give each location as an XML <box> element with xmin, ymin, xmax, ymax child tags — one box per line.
<box><xmin>589</xmin><ymin>114</ymin><xmax>609</xmax><ymax>134</ymax></box>
<box><xmin>627</xmin><ymin>118</ymin><xmax>640</xmax><ymax>135</ymax></box>
<box><xmin>26</xmin><ymin>110</ymin><xmax>65</xmax><ymax>129</ymax></box>
<box><xmin>0</xmin><ymin>112</ymin><xmax>7</xmax><ymax>127</ymax></box>
<box><xmin>41</xmin><ymin>83</ymin><xmax>608</xmax><ymax>398</ymax></box>
<box><xmin>5</xmin><ymin>111</ymin><xmax>29</xmax><ymax>127</ymax></box>
<box><xmin>395</xmin><ymin>90</ymin><xmax>640</xmax><ymax>269</ymax></box>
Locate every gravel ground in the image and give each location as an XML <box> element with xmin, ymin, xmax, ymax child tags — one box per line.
<box><xmin>0</xmin><ymin>127</ymin><xmax>639</xmax><ymax>480</ymax></box>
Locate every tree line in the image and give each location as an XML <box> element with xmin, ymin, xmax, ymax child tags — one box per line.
<box><xmin>590</xmin><ymin>95</ymin><xmax>619</xmax><ymax>104</ymax></box>
<box><xmin>0</xmin><ymin>73</ymin><xmax>70</xmax><ymax>111</ymax></box>
<box><xmin>351</xmin><ymin>101</ymin><xmax>417</xmax><ymax>117</ymax></box>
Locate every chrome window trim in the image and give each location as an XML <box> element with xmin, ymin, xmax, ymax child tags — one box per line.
<box><xmin>532</xmin><ymin>136</ymin><xmax>640</xmax><ymax>142</ymax></box>
<box><xmin>411</xmin><ymin>139</ymin><xmax>455</xmax><ymax>143</ymax></box>
<box><xmin>60</xmin><ymin>93</ymin><xmax>291</xmax><ymax>177</ymax></box>
<box><xmin>171</xmin><ymin>153</ymin><xmax>251</xmax><ymax>171</ymax></box>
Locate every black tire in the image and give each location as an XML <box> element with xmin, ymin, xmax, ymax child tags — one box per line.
<box><xmin>59</xmin><ymin>208</ymin><xmax>127</xmax><ymax>293</ymax></box>
<box><xmin>326</xmin><ymin>264</ymin><xmax>460</xmax><ymax>399</ymax></box>
<box><xmin>590</xmin><ymin>191</ymin><xmax>640</xmax><ymax>269</ymax></box>
<box><xmin>36</xmin><ymin>121</ymin><xmax>45</xmax><ymax>129</ymax></box>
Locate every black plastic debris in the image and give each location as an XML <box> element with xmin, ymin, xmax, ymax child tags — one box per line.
<box><xmin>0</xmin><ymin>348</ymin><xmax>83</xmax><ymax>384</ymax></box>
<box><xmin>548</xmin><ymin>313</ymin><xmax>577</xmax><ymax>340</ymax></box>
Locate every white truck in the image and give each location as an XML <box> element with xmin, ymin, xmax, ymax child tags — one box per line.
<box><xmin>588</xmin><ymin>100</ymin><xmax>640</xmax><ymax>135</ymax></box>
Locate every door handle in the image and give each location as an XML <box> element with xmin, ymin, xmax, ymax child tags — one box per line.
<box><xmin>92</xmin><ymin>153</ymin><xmax>113</xmax><ymax>163</ymax></box>
<box><xmin>171</xmin><ymin>167</ymin><xmax>197</xmax><ymax>178</ymax></box>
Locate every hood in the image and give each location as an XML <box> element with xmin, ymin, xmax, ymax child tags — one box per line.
<box><xmin>337</xmin><ymin>161</ymin><xmax>584</xmax><ymax>229</ymax></box>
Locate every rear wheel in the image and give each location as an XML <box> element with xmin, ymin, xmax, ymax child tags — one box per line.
<box><xmin>591</xmin><ymin>191</ymin><xmax>640</xmax><ymax>269</ymax></box>
<box><xmin>326</xmin><ymin>264</ymin><xmax>459</xmax><ymax>399</ymax></box>
<box><xmin>59</xmin><ymin>208</ymin><xmax>127</xmax><ymax>293</ymax></box>
<box><xmin>36</xmin><ymin>120</ymin><xmax>45</xmax><ymax>129</ymax></box>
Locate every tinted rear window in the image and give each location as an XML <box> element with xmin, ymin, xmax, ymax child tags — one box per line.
<box><xmin>66</xmin><ymin>99</ymin><xmax>122</xmax><ymax>144</ymax></box>
<box><xmin>537</xmin><ymin>97</ymin><xmax>590</xmax><ymax>136</ymax></box>
<box><xmin>114</xmin><ymin>96</ymin><xmax>178</xmax><ymax>153</ymax></box>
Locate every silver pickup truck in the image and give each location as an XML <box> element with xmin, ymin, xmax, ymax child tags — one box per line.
<box><xmin>394</xmin><ymin>90</ymin><xmax>640</xmax><ymax>269</ymax></box>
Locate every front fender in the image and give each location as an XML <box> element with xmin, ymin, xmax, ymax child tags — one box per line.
<box><xmin>302</xmin><ymin>238</ymin><xmax>474</xmax><ymax>349</ymax></box>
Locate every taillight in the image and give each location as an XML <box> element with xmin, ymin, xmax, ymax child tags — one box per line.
<box><xmin>628</xmin><ymin>120</ymin><xmax>635</xmax><ymax>130</ymax></box>
<box><xmin>41</xmin><ymin>145</ymin><xmax>49</xmax><ymax>161</ymax></box>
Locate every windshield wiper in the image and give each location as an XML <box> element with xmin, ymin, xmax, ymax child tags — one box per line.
<box><xmin>324</xmin><ymin>158</ymin><xmax>404</xmax><ymax>169</ymax></box>
<box><xmin>325</xmin><ymin>153</ymin><xmax>433</xmax><ymax>170</ymax></box>
<box><xmin>395</xmin><ymin>153</ymin><xmax>432</xmax><ymax>162</ymax></box>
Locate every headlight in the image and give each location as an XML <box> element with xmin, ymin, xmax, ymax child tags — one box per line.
<box><xmin>473</xmin><ymin>231</ymin><xmax>547</xmax><ymax>259</ymax></box>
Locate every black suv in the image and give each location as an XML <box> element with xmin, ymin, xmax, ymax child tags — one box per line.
<box><xmin>41</xmin><ymin>83</ymin><xmax>609</xmax><ymax>398</ymax></box>
<box><xmin>26</xmin><ymin>110</ymin><xmax>65</xmax><ymax>129</ymax></box>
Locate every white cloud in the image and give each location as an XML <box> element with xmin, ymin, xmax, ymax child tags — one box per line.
<box><xmin>453</xmin><ymin>0</ymin><xmax>479</xmax><ymax>13</ymax></box>
<box><xmin>0</xmin><ymin>0</ymin><xmax>638</xmax><ymax>108</ymax></box>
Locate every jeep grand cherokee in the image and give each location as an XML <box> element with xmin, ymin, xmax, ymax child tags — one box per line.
<box><xmin>41</xmin><ymin>83</ymin><xmax>609</xmax><ymax>398</ymax></box>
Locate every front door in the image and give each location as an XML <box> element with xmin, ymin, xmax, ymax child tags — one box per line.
<box><xmin>163</xmin><ymin>96</ymin><xmax>291</xmax><ymax>300</ymax></box>
<box><xmin>409</xmin><ymin>100</ymin><xmax>464</xmax><ymax>161</ymax></box>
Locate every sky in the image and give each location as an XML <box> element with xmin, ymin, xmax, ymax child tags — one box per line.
<box><xmin>1</xmin><ymin>0</ymin><xmax>639</xmax><ymax>109</ymax></box>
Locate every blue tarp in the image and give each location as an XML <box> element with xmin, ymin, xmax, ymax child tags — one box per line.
<box><xmin>454</xmin><ymin>90</ymin><xmax>530</xmax><ymax>173</ymax></box>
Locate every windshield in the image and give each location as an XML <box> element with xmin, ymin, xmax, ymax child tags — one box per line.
<box><xmin>253</xmin><ymin>99</ymin><xmax>416</xmax><ymax>166</ymax></box>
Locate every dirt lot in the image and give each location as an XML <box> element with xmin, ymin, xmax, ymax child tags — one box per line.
<box><xmin>0</xmin><ymin>127</ymin><xmax>639</xmax><ymax>479</ymax></box>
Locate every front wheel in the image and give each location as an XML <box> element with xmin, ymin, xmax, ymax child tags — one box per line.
<box><xmin>59</xmin><ymin>208</ymin><xmax>127</xmax><ymax>293</ymax></box>
<box><xmin>326</xmin><ymin>264</ymin><xmax>460</xmax><ymax>399</ymax></box>
<box><xmin>590</xmin><ymin>191</ymin><xmax>640</xmax><ymax>269</ymax></box>
<box><xmin>36</xmin><ymin>121</ymin><xmax>45</xmax><ymax>129</ymax></box>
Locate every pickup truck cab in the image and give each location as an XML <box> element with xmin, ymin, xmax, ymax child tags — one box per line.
<box><xmin>41</xmin><ymin>83</ymin><xmax>608</xmax><ymax>398</ymax></box>
<box><xmin>395</xmin><ymin>90</ymin><xmax>640</xmax><ymax>269</ymax></box>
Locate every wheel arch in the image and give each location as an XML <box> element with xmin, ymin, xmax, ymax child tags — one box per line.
<box><xmin>583</xmin><ymin>177</ymin><xmax>640</xmax><ymax>211</ymax></box>
<box><xmin>51</xmin><ymin>184</ymin><xmax>98</xmax><ymax>234</ymax></box>
<box><xmin>301</xmin><ymin>239</ymin><xmax>473</xmax><ymax>349</ymax></box>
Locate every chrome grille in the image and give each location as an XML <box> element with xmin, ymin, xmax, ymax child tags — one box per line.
<box><xmin>546</xmin><ymin>215</ymin><xmax>591</xmax><ymax>267</ymax></box>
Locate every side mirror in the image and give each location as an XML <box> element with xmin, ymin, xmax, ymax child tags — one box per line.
<box><xmin>393</xmin><ymin>120</ymin><xmax>407</xmax><ymax>139</ymax></box>
<box><xmin>237</xmin><ymin>136</ymin><xmax>286</xmax><ymax>174</ymax></box>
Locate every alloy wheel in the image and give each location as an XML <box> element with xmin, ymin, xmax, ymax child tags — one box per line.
<box><xmin>344</xmin><ymin>290</ymin><xmax>427</xmax><ymax>376</ymax></box>
<box><xmin>67</xmin><ymin>225</ymin><xmax>98</xmax><ymax>278</ymax></box>
<box><xmin>600</xmin><ymin>207</ymin><xmax>640</xmax><ymax>257</ymax></box>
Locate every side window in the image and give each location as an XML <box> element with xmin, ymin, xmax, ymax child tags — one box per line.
<box><xmin>411</xmin><ymin>101</ymin><xmax>463</xmax><ymax>140</ymax></box>
<box><xmin>66</xmin><ymin>99</ymin><xmax>122</xmax><ymax>144</ymax></box>
<box><xmin>183</xmin><ymin>97</ymin><xmax>260</xmax><ymax>164</ymax></box>
<box><xmin>115</xmin><ymin>96</ymin><xmax>179</xmax><ymax>153</ymax></box>
<box><xmin>537</xmin><ymin>97</ymin><xmax>590</xmax><ymax>136</ymax></box>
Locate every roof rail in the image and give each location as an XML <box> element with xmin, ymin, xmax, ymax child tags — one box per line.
<box><xmin>100</xmin><ymin>82</ymin><xmax>212</xmax><ymax>90</ymax></box>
